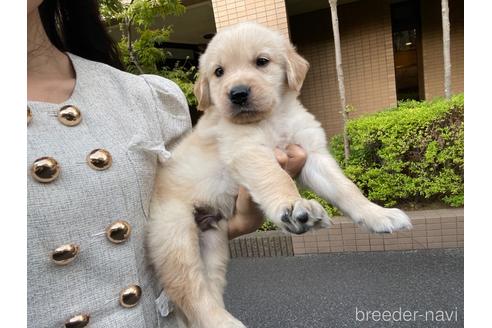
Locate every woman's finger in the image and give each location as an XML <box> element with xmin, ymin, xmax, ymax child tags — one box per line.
<box><xmin>274</xmin><ymin>148</ymin><xmax>289</xmax><ymax>169</ymax></box>
<box><xmin>284</xmin><ymin>144</ymin><xmax>307</xmax><ymax>177</ymax></box>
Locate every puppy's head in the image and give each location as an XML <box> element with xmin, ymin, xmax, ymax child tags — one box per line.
<box><xmin>194</xmin><ymin>22</ymin><xmax>309</xmax><ymax>124</ymax></box>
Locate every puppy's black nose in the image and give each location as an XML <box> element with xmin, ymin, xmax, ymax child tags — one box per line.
<box><xmin>229</xmin><ymin>85</ymin><xmax>250</xmax><ymax>105</ymax></box>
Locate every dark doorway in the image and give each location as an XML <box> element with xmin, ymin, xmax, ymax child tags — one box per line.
<box><xmin>391</xmin><ymin>0</ymin><xmax>423</xmax><ymax>101</ymax></box>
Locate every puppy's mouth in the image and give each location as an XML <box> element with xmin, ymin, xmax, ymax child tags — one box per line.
<box><xmin>228</xmin><ymin>104</ymin><xmax>267</xmax><ymax>124</ymax></box>
<box><xmin>230</xmin><ymin>104</ymin><xmax>258</xmax><ymax>117</ymax></box>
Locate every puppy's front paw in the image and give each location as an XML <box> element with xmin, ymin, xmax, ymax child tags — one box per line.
<box><xmin>355</xmin><ymin>204</ymin><xmax>412</xmax><ymax>233</ymax></box>
<box><xmin>278</xmin><ymin>199</ymin><xmax>331</xmax><ymax>234</ymax></box>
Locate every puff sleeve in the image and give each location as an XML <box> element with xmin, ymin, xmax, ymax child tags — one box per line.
<box><xmin>134</xmin><ymin>75</ymin><xmax>192</xmax><ymax>162</ymax></box>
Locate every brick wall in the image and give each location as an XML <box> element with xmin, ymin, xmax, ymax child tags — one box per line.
<box><xmin>229</xmin><ymin>230</ymin><xmax>294</xmax><ymax>258</ymax></box>
<box><xmin>291</xmin><ymin>208</ymin><xmax>464</xmax><ymax>255</ymax></box>
<box><xmin>211</xmin><ymin>0</ymin><xmax>289</xmax><ymax>37</ymax></box>
<box><xmin>289</xmin><ymin>0</ymin><xmax>397</xmax><ymax>137</ymax></box>
<box><xmin>420</xmin><ymin>0</ymin><xmax>464</xmax><ymax>99</ymax></box>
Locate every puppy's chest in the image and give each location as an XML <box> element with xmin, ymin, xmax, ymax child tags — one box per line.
<box><xmin>195</xmin><ymin>166</ymin><xmax>238</xmax><ymax>218</ymax></box>
<box><xmin>263</xmin><ymin>121</ymin><xmax>295</xmax><ymax>150</ymax></box>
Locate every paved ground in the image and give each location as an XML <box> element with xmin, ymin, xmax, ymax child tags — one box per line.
<box><xmin>224</xmin><ymin>249</ymin><xmax>463</xmax><ymax>328</ymax></box>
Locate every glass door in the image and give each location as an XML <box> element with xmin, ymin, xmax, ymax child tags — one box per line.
<box><xmin>391</xmin><ymin>0</ymin><xmax>423</xmax><ymax>101</ymax></box>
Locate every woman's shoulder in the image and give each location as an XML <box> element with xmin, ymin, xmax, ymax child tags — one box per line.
<box><xmin>69</xmin><ymin>53</ymin><xmax>189</xmax><ymax>118</ymax></box>
<box><xmin>69</xmin><ymin>53</ymin><xmax>192</xmax><ymax>147</ymax></box>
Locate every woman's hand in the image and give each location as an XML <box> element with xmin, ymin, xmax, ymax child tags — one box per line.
<box><xmin>227</xmin><ymin>144</ymin><xmax>307</xmax><ymax>239</ymax></box>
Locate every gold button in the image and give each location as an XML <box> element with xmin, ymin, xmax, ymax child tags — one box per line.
<box><xmin>58</xmin><ymin>105</ymin><xmax>82</xmax><ymax>126</ymax></box>
<box><xmin>51</xmin><ymin>243</ymin><xmax>80</xmax><ymax>265</ymax></box>
<box><xmin>119</xmin><ymin>284</ymin><xmax>142</xmax><ymax>308</ymax></box>
<box><xmin>86</xmin><ymin>149</ymin><xmax>112</xmax><ymax>171</ymax></box>
<box><xmin>65</xmin><ymin>314</ymin><xmax>90</xmax><ymax>328</ymax></box>
<box><xmin>27</xmin><ymin>106</ymin><xmax>32</xmax><ymax>125</ymax></box>
<box><xmin>31</xmin><ymin>157</ymin><xmax>60</xmax><ymax>183</ymax></box>
<box><xmin>106</xmin><ymin>220</ymin><xmax>132</xmax><ymax>244</ymax></box>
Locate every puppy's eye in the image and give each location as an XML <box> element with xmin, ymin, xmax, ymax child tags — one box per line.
<box><xmin>214</xmin><ymin>67</ymin><xmax>224</xmax><ymax>77</ymax></box>
<box><xmin>256</xmin><ymin>57</ymin><xmax>270</xmax><ymax>67</ymax></box>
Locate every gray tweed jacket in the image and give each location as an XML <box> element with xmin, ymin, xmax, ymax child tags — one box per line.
<box><xmin>27</xmin><ymin>53</ymin><xmax>190</xmax><ymax>327</ymax></box>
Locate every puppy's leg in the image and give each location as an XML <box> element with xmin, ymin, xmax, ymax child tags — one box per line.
<box><xmin>148</xmin><ymin>199</ymin><xmax>245</xmax><ymax>328</ymax></box>
<box><xmin>199</xmin><ymin>219</ymin><xmax>230</xmax><ymax>308</ymax></box>
<box><xmin>299</xmin><ymin>150</ymin><xmax>412</xmax><ymax>233</ymax></box>
<box><xmin>228</xmin><ymin>146</ymin><xmax>330</xmax><ymax>233</ymax></box>
<box><xmin>175</xmin><ymin>308</ymin><xmax>189</xmax><ymax>328</ymax></box>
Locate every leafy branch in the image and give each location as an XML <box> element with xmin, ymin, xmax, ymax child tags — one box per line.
<box><xmin>100</xmin><ymin>0</ymin><xmax>185</xmax><ymax>74</ymax></box>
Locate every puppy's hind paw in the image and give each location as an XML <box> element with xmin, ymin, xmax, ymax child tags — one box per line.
<box><xmin>356</xmin><ymin>204</ymin><xmax>412</xmax><ymax>233</ymax></box>
<box><xmin>214</xmin><ymin>316</ymin><xmax>246</xmax><ymax>328</ymax></box>
<box><xmin>201</xmin><ymin>307</ymin><xmax>246</xmax><ymax>328</ymax></box>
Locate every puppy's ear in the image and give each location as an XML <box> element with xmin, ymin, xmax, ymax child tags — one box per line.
<box><xmin>284</xmin><ymin>44</ymin><xmax>310</xmax><ymax>93</ymax></box>
<box><xmin>194</xmin><ymin>74</ymin><xmax>211</xmax><ymax>111</ymax></box>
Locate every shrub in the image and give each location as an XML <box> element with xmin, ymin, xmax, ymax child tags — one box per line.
<box><xmin>258</xmin><ymin>220</ymin><xmax>278</xmax><ymax>232</ymax></box>
<box><xmin>330</xmin><ymin>94</ymin><xmax>464</xmax><ymax>208</ymax></box>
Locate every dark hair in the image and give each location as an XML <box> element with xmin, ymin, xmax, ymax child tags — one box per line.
<box><xmin>38</xmin><ymin>0</ymin><xmax>124</xmax><ymax>70</ymax></box>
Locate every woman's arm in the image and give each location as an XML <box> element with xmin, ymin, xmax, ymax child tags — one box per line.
<box><xmin>227</xmin><ymin>144</ymin><xmax>307</xmax><ymax>239</ymax></box>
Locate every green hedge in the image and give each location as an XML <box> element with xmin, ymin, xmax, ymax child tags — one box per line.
<box><xmin>330</xmin><ymin>94</ymin><xmax>464</xmax><ymax>208</ymax></box>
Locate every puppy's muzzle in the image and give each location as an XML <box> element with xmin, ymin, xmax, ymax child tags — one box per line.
<box><xmin>229</xmin><ymin>85</ymin><xmax>250</xmax><ymax>106</ymax></box>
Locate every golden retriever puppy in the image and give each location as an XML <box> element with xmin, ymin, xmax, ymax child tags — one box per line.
<box><xmin>148</xmin><ymin>22</ymin><xmax>412</xmax><ymax>328</ymax></box>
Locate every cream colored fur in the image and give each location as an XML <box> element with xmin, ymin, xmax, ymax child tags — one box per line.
<box><xmin>148</xmin><ymin>22</ymin><xmax>412</xmax><ymax>328</ymax></box>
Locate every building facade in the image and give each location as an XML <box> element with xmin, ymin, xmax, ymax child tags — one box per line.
<box><xmin>164</xmin><ymin>0</ymin><xmax>464</xmax><ymax>136</ymax></box>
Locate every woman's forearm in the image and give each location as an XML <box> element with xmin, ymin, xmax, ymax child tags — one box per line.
<box><xmin>228</xmin><ymin>204</ymin><xmax>264</xmax><ymax>240</ymax></box>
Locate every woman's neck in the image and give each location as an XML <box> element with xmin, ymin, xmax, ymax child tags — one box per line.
<box><xmin>27</xmin><ymin>9</ymin><xmax>75</xmax><ymax>103</ymax></box>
